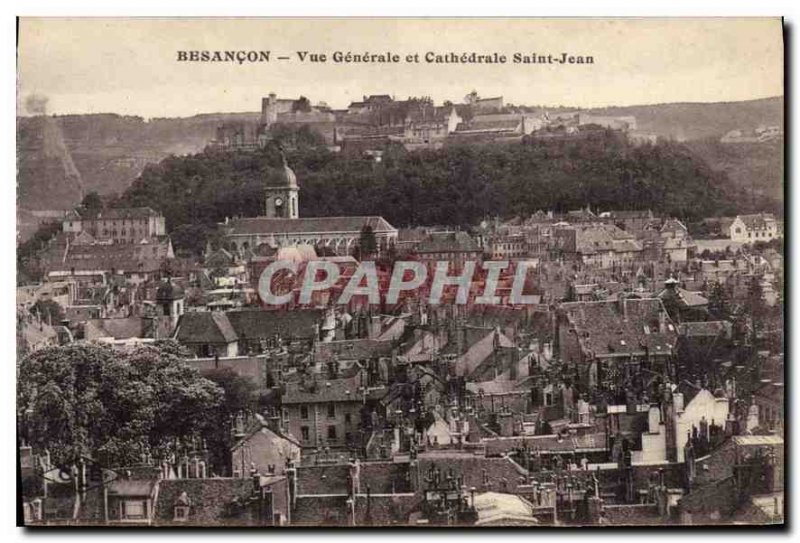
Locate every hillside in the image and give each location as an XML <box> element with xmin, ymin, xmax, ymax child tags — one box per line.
<box><xmin>585</xmin><ymin>96</ymin><xmax>783</xmax><ymax>141</ymax></box>
<box><xmin>16</xmin><ymin>96</ymin><xmax>783</xmax><ymax>242</ymax></box>
<box><xmin>683</xmin><ymin>138</ymin><xmax>784</xmax><ymax>202</ymax></box>
<box><xmin>117</xmin><ymin>132</ymin><xmax>748</xmax><ymax>256</ymax></box>
<box><xmin>17</xmin><ymin>112</ymin><xmax>261</xmax><ymax>212</ymax></box>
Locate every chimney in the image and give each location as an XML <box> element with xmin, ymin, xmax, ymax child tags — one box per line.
<box><xmin>673</xmin><ymin>392</ymin><xmax>684</xmax><ymax>413</ymax></box>
<box><xmin>509</xmin><ymin>349</ymin><xmax>518</xmax><ymax>381</ymax></box>
<box><xmin>369</xmin><ymin>315</ymin><xmax>381</xmax><ymax>339</ymax></box>
<box><xmin>498</xmin><ymin>410</ymin><xmax>514</xmax><ymax>437</ymax></box>
<box><xmin>287</xmin><ymin>461</ymin><xmax>297</xmax><ymax>509</ymax></box>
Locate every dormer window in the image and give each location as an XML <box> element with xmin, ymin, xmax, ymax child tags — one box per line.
<box><xmin>120</xmin><ymin>500</ymin><xmax>146</xmax><ymax>520</ymax></box>
<box><xmin>173</xmin><ymin>491</ymin><xmax>191</xmax><ymax>521</ymax></box>
<box><xmin>173</xmin><ymin>505</ymin><xmax>189</xmax><ymax>521</ymax></box>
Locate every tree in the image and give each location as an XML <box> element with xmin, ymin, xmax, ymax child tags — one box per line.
<box><xmin>357</xmin><ymin>225</ymin><xmax>378</xmax><ymax>258</ymax></box>
<box><xmin>201</xmin><ymin>368</ymin><xmax>259</xmax><ymax>475</ymax></box>
<box><xmin>30</xmin><ymin>299</ymin><xmax>65</xmax><ymax>325</ymax></box>
<box><xmin>17</xmin><ymin>341</ymin><xmax>224</xmax><ymax>467</ymax></box>
<box><xmin>707</xmin><ymin>282</ymin><xmax>731</xmax><ymax>321</ymax></box>
<box><xmin>80</xmin><ymin>191</ymin><xmax>103</xmax><ymax>212</ymax></box>
<box><xmin>745</xmin><ymin>275</ymin><xmax>766</xmax><ymax>319</ymax></box>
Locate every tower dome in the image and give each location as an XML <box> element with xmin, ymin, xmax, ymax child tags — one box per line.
<box><xmin>267</xmin><ymin>151</ymin><xmax>298</xmax><ymax>189</ymax></box>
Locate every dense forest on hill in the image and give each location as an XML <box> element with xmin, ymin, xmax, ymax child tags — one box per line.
<box><xmin>683</xmin><ymin>137</ymin><xmax>784</xmax><ymax>201</ymax></box>
<box><xmin>114</xmin><ymin>129</ymin><xmax>753</xmax><ymax>256</ymax></box>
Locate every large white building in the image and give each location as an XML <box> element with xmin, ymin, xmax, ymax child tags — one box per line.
<box><xmin>728</xmin><ymin>213</ymin><xmax>779</xmax><ymax>243</ymax></box>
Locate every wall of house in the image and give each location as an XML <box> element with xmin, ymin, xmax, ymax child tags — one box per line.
<box><xmin>672</xmin><ymin>390</ymin><xmax>730</xmax><ymax>463</ymax></box>
<box><xmin>231</xmin><ymin>429</ymin><xmax>301</xmax><ymax>477</ymax></box>
<box><xmin>285</xmin><ymin>401</ymin><xmax>364</xmax><ymax>449</ymax></box>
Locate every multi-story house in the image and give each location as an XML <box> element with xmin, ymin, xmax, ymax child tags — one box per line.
<box><xmin>485</xmin><ymin>233</ymin><xmax>528</xmax><ymax>260</ymax></box>
<box><xmin>282</xmin><ymin>370</ymin><xmax>381</xmax><ymax>450</ymax></box>
<box><xmin>553</xmin><ymin>223</ymin><xmax>643</xmax><ymax>269</ymax></box>
<box><xmin>414</xmin><ymin>231</ymin><xmax>484</xmax><ymax>273</ymax></box>
<box><xmin>63</xmin><ymin>207</ymin><xmax>166</xmax><ymax>244</ymax></box>
<box><xmin>729</xmin><ymin>213</ymin><xmax>780</xmax><ymax>243</ymax></box>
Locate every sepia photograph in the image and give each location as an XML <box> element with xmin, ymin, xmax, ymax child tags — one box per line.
<box><xmin>15</xmin><ymin>17</ymin><xmax>785</xmax><ymax>528</ymax></box>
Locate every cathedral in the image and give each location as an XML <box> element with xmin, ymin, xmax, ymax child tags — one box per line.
<box><xmin>221</xmin><ymin>154</ymin><xmax>398</xmax><ymax>256</ymax></box>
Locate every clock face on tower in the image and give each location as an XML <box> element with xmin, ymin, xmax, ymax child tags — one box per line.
<box><xmin>275</xmin><ymin>197</ymin><xmax>284</xmax><ymax>207</ymax></box>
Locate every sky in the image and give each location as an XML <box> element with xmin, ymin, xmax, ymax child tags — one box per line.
<box><xmin>17</xmin><ymin>17</ymin><xmax>784</xmax><ymax>118</ymax></box>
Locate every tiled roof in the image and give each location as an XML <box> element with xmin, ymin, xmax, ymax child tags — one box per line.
<box><xmin>483</xmin><ymin>433</ymin><xmax>608</xmax><ymax>455</ymax></box>
<box><xmin>313</xmin><ymin>338</ymin><xmax>395</xmax><ymax>363</ymax></box>
<box><xmin>473</xmin><ymin>491</ymin><xmax>538</xmax><ymax>526</ymax></box>
<box><xmin>464</xmin><ymin>306</ymin><xmax>533</xmax><ymax>329</ymax></box>
<box><xmin>564</xmin><ymin>224</ymin><xmax>641</xmax><ymax>255</ymax></box>
<box><xmin>560</xmin><ymin>298</ymin><xmax>678</xmax><ymax>357</ymax></box>
<box><xmin>226</xmin><ymin>216</ymin><xmax>397</xmax><ymax>236</ymax></box>
<box><xmin>52</xmin><ymin>238</ymin><xmax>172</xmax><ymax>273</ymax></box>
<box><xmin>660</xmin><ymin>218</ymin><xmax>688</xmax><ymax>233</ymax></box>
<box><xmin>466</xmin><ymin>380</ymin><xmax>529</xmax><ymax>395</ymax></box>
<box><xmin>80</xmin><ymin>207</ymin><xmax>162</xmax><ymax>221</ymax></box>
<box><xmin>226</xmin><ymin>308</ymin><xmax>322</xmax><ymax>341</ymax></box>
<box><xmin>415</xmin><ymin>231</ymin><xmax>481</xmax><ymax>253</ymax></box>
<box><xmin>658</xmin><ymin>287</ymin><xmax>709</xmax><ymax>308</ymax></box>
<box><xmin>282</xmin><ymin>372</ymin><xmax>374</xmax><ymax>404</ymax></box>
<box><xmin>738</xmin><ymin>213</ymin><xmax>776</xmax><ymax>230</ymax></box>
<box><xmin>732</xmin><ymin>435</ymin><xmax>783</xmax><ymax>447</ymax></box>
<box><xmin>175</xmin><ymin>311</ymin><xmax>238</xmax><ymax>344</ymax></box>
<box><xmin>107</xmin><ymin>478</ymin><xmax>157</xmax><ymax>497</ymax></box>
<box><xmin>176</xmin><ymin>309</ymin><xmax>323</xmax><ymax>345</ymax></box>
<box><xmin>678</xmin><ymin>320</ymin><xmax>732</xmax><ymax>338</ymax></box>
<box><xmin>84</xmin><ymin>317</ymin><xmax>172</xmax><ymax>341</ymax></box>
<box><xmin>153</xmin><ymin>478</ymin><xmax>259</xmax><ymax>525</ymax></box>
<box><xmin>607</xmin><ymin>210</ymin><xmax>654</xmax><ymax>219</ymax></box>
<box><xmin>416</xmin><ymin>453</ymin><xmax>529</xmax><ymax>494</ymax></box>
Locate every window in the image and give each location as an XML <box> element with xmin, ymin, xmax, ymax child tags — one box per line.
<box><xmin>121</xmin><ymin>500</ymin><xmax>146</xmax><ymax>520</ymax></box>
<box><xmin>735</xmin><ymin>228</ymin><xmax>741</xmax><ymax>234</ymax></box>
<box><xmin>300</xmin><ymin>405</ymin><xmax>309</xmax><ymax>419</ymax></box>
<box><xmin>301</xmin><ymin>426</ymin><xmax>309</xmax><ymax>441</ymax></box>
<box><xmin>344</xmin><ymin>413</ymin><xmax>351</xmax><ymax>424</ymax></box>
<box><xmin>327</xmin><ymin>426</ymin><xmax>337</xmax><ymax>440</ymax></box>
<box><xmin>173</xmin><ymin>506</ymin><xmax>189</xmax><ymax>521</ymax></box>
<box><xmin>327</xmin><ymin>403</ymin><xmax>336</xmax><ymax>418</ymax></box>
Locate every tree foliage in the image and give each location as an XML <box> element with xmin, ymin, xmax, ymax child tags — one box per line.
<box><xmin>707</xmin><ymin>281</ymin><xmax>732</xmax><ymax>321</ymax></box>
<box><xmin>80</xmin><ymin>191</ymin><xmax>103</xmax><ymax>212</ymax></box>
<box><xmin>201</xmin><ymin>368</ymin><xmax>259</xmax><ymax>475</ymax></box>
<box><xmin>116</xmin><ymin>132</ymin><xmax>747</xmax><ymax>254</ymax></box>
<box><xmin>30</xmin><ymin>299</ymin><xmax>65</xmax><ymax>324</ymax></box>
<box><xmin>17</xmin><ymin>340</ymin><xmax>224</xmax><ymax>467</ymax></box>
<box><xmin>357</xmin><ymin>225</ymin><xmax>378</xmax><ymax>258</ymax></box>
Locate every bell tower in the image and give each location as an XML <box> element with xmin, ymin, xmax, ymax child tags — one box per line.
<box><xmin>265</xmin><ymin>151</ymin><xmax>299</xmax><ymax>219</ymax></box>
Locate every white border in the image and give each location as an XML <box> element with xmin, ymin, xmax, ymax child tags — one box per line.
<box><xmin>4</xmin><ymin>2</ymin><xmax>796</xmax><ymax>542</ymax></box>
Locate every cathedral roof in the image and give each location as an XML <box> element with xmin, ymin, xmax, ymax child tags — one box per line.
<box><xmin>225</xmin><ymin>216</ymin><xmax>397</xmax><ymax>236</ymax></box>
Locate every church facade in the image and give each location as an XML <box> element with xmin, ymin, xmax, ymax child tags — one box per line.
<box><xmin>221</xmin><ymin>156</ymin><xmax>398</xmax><ymax>256</ymax></box>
